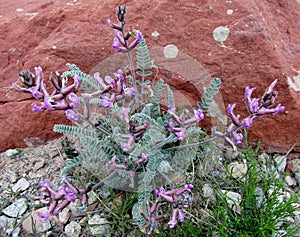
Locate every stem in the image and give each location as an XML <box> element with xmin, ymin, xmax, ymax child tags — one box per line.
<box><xmin>164</xmin><ymin>125</ymin><xmax>243</xmax><ymax>151</ymax></box>
<box><xmin>127</xmin><ymin>51</ymin><xmax>136</xmax><ymax>89</ymax></box>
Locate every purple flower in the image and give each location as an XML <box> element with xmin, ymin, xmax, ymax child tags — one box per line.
<box><xmin>68</xmin><ymin>92</ymin><xmax>80</xmax><ymax>108</ymax></box>
<box><xmin>106</xmin><ymin>18</ymin><xmax>122</xmax><ymax>31</ymax></box>
<box><xmin>57</xmin><ymin>186</ymin><xmax>68</xmax><ymax>195</ymax></box>
<box><xmin>42</xmin><ymin>96</ymin><xmax>55</xmax><ymax>111</ymax></box>
<box><xmin>155</xmin><ymin>187</ymin><xmax>166</xmax><ymax>197</ymax></box>
<box><xmin>28</xmin><ymin>86</ymin><xmax>43</xmax><ymax>99</ymax></box>
<box><xmin>265</xmin><ymin>79</ymin><xmax>278</xmax><ymax>95</ymax></box>
<box><xmin>40</xmin><ymin>180</ymin><xmax>51</xmax><ymax>188</ymax></box>
<box><xmin>104</xmin><ymin>76</ymin><xmax>116</xmax><ymax>88</ymax></box>
<box><xmin>73</xmin><ymin>75</ymin><xmax>81</xmax><ymax>90</ymax></box>
<box><xmin>194</xmin><ymin>109</ymin><xmax>204</xmax><ymax>122</ymax></box>
<box><xmin>175</xmin><ymin>129</ymin><xmax>186</xmax><ymax>141</ymax></box>
<box><xmin>114</xmin><ymin>69</ymin><xmax>125</xmax><ymax>81</ymax></box>
<box><xmin>31</xmin><ymin>103</ymin><xmax>44</xmax><ymax>112</ymax></box>
<box><xmin>177</xmin><ymin>209</ymin><xmax>185</xmax><ymax>222</ymax></box>
<box><xmin>135</xmin><ymin>153</ymin><xmax>148</xmax><ymax>165</ymax></box>
<box><xmin>100</xmin><ymin>95</ymin><xmax>113</xmax><ymax>108</ymax></box>
<box><xmin>183</xmin><ymin>193</ymin><xmax>192</xmax><ymax>202</ymax></box>
<box><xmin>65</xmin><ymin>192</ymin><xmax>77</xmax><ymax>202</ymax></box>
<box><xmin>244</xmin><ymin>86</ymin><xmax>256</xmax><ymax>101</ymax></box>
<box><xmin>249</xmin><ymin>98</ymin><xmax>259</xmax><ymax>113</ymax></box>
<box><xmin>65</xmin><ymin>109</ymin><xmax>80</xmax><ymax>122</ymax></box>
<box><xmin>168</xmin><ymin>208</ymin><xmax>178</xmax><ymax>228</ymax></box>
<box><xmin>227</xmin><ymin>103</ymin><xmax>235</xmax><ymax>115</ymax></box>
<box><xmin>272</xmin><ymin>104</ymin><xmax>285</xmax><ymax>115</ymax></box>
<box><xmin>128</xmin><ymin>30</ymin><xmax>143</xmax><ymax>49</ymax></box>
<box><xmin>168</xmin><ymin>106</ymin><xmax>176</xmax><ymax>113</ymax></box>
<box><xmin>233</xmin><ymin>132</ymin><xmax>243</xmax><ymax>144</ymax></box>
<box><xmin>185</xmin><ymin>184</ymin><xmax>194</xmax><ymax>192</ymax></box>
<box><xmin>124</xmin><ymin>87</ymin><xmax>137</xmax><ymax>96</ymax></box>
<box><xmin>227</xmin><ymin>103</ymin><xmax>240</xmax><ymax>126</ymax></box>
<box><xmin>109</xmin><ymin>156</ymin><xmax>126</xmax><ymax>170</ymax></box>
<box><xmin>120</xmin><ymin>141</ymin><xmax>132</xmax><ymax>152</ymax></box>
<box><xmin>37</xmin><ymin>212</ymin><xmax>51</xmax><ymax>222</ymax></box>
<box><xmin>112</xmin><ymin>36</ymin><xmax>120</xmax><ymax>51</ymax></box>
<box><xmin>167</xmin><ymin>119</ymin><xmax>174</xmax><ymax>131</ymax></box>
<box><xmin>242</xmin><ymin>117</ymin><xmax>253</xmax><ymax>129</ymax></box>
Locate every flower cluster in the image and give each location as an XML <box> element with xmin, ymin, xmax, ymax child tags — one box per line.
<box><xmin>154</xmin><ymin>184</ymin><xmax>194</xmax><ymax>228</ymax></box>
<box><xmin>26</xmin><ymin>178</ymin><xmax>92</xmax><ymax>221</ymax></box>
<box><xmin>13</xmin><ymin>66</ymin><xmax>81</xmax><ymax>122</ymax></box>
<box><xmin>167</xmin><ymin>107</ymin><xmax>204</xmax><ymax>140</ymax></box>
<box><xmin>107</xmin><ymin>5</ymin><xmax>142</xmax><ymax>53</ymax></box>
<box><xmin>217</xmin><ymin>79</ymin><xmax>285</xmax><ymax>146</ymax></box>
<box><xmin>81</xmin><ymin>70</ymin><xmax>136</xmax><ymax>110</ymax></box>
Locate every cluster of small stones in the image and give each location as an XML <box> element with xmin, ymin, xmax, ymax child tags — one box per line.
<box><xmin>0</xmin><ymin>138</ymin><xmax>300</xmax><ymax>236</ymax></box>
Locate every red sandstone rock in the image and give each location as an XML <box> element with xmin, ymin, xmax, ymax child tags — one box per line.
<box><xmin>0</xmin><ymin>0</ymin><xmax>299</xmax><ymax>153</ymax></box>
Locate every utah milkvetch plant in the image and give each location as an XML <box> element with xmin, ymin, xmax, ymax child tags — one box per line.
<box><xmin>13</xmin><ymin>5</ymin><xmax>291</xmax><ymax>235</ymax></box>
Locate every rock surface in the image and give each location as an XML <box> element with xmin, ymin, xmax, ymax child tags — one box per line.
<box><xmin>1</xmin><ymin>0</ymin><xmax>300</xmax><ymax>153</ymax></box>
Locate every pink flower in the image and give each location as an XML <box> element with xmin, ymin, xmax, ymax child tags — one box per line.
<box><xmin>31</xmin><ymin>103</ymin><xmax>44</xmax><ymax>112</ymax></box>
<box><xmin>100</xmin><ymin>95</ymin><xmax>113</xmax><ymax>108</ymax></box>
<box><xmin>244</xmin><ymin>86</ymin><xmax>256</xmax><ymax>101</ymax></box>
<box><xmin>242</xmin><ymin>117</ymin><xmax>253</xmax><ymax>128</ymax></box>
<box><xmin>194</xmin><ymin>109</ymin><xmax>204</xmax><ymax>122</ymax></box>
<box><xmin>65</xmin><ymin>109</ymin><xmax>80</xmax><ymax>122</ymax></box>
<box><xmin>168</xmin><ymin>208</ymin><xmax>178</xmax><ymax>228</ymax></box>
<box><xmin>37</xmin><ymin>212</ymin><xmax>51</xmax><ymax>222</ymax></box>
<box><xmin>177</xmin><ymin>209</ymin><xmax>185</xmax><ymax>222</ymax></box>
<box><xmin>28</xmin><ymin>86</ymin><xmax>43</xmax><ymax>99</ymax></box>
<box><xmin>272</xmin><ymin>104</ymin><xmax>285</xmax><ymax>115</ymax></box>
<box><xmin>233</xmin><ymin>132</ymin><xmax>243</xmax><ymax>144</ymax></box>
<box><xmin>227</xmin><ymin>104</ymin><xmax>240</xmax><ymax>126</ymax></box>
<box><xmin>68</xmin><ymin>92</ymin><xmax>80</xmax><ymax>108</ymax></box>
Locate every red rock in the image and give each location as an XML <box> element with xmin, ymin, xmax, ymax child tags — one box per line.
<box><xmin>0</xmin><ymin>0</ymin><xmax>299</xmax><ymax>153</ymax></box>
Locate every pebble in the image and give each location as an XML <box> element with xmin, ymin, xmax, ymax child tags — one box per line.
<box><xmin>285</xmin><ymin>175</ymin><xmax>297</xmax><ymax>187</ymax></box>
<box><xmin>33</xmin><ymin>159</ymin><xmax>45</xmax><ymax>171</ymax></box>
<box><xmin>213</xmin><ymin>26</ymin><xmax>230</xmax><ymax>43</ymax></box>
<box><xmin>12</xmin><ymin>178</ymin><xmax>30</xmax><ymax>193</ymax></box>
<box><xmin>22</xmin><ymin>207</ymin><xmax>52</xmax><ymax>234</ymax></box>
<box><xmin>221</xmin><ymin>190</ymin><xmax>241</xmax><ymax>213</ymax></box>
<box><xmin>65</xmin><ymin>221</ymin><xmax>81</xmax><ymax>237</ymax></box>
<box><xmin>163</xmin><ymin>44</ymin><xmax>178</xmax><ymax>59</ymax></box>
<box><xmin>291</xmin><ymin>159</ymin><xmax>300</xmax><ymax>184</ymax></box>
<box><xmin>88</xmin><ymin>214</ymin><xmax>110</xmax><ymax>236</ymax></box>
<box><xmin>5</xmin><ymin>148</ymin><xmax>20</xmax><ymax>157</ymax></box>
<box><xmin>0</xmin><ymin>215</ymin><xmax>21</xmax><ymax>237</ymax></box>
<box><xmin>2</xmin><ymin>198</ymin><xmax>28</xmax><ymax>218</ymax></box>
<box><xmin>202</xmin><ymin>183</ymin><xmax>215</xmax><ymax>200</ymax></box>
<box><xmin>58</xmin><ymin>208</ymin><xmax>71</xmax><ymax>224</ymax></box>
<box><xmin>228</xmin><ymin>161</ymin><xmax>247</xmax><ymax>178</ymax></box>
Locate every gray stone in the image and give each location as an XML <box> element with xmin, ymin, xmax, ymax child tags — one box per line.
<box><xmin>213</xmin><ymin>26</ymin><xmax>230</xmax><ymax>43</ymax></box>
<box><xmin>33</xmin><ymin>160</ymin><xmax>45</xmax><ymax>171</ymax></box>
<box><xmin>285</xmin><ymin>175</ymin><xmax>297</xmax><ymax>187</ymax></box>
<box><xmin>5</xmin><ymin>149</ymin><xmax>20</xmax><ymax>157</ymax></box>
<box><xmin>12</xmin><ymin>178</ymin><xmax>30</xmax><ymax>193</ymax></box>
<box><xmin>202</xmin><ymin>183</ymin><xmax>215</xmax><ymax>200</ymax></box>
<box><xmin>88</xmin><ymin>214</ymin><xmax>110</xmax><ymax>236</ymax></box>
<box><xmin>163</xmin><ymin>44</ymin><xmax>178</xmax><ymax>59</ymax></box>
<box><xmin>22</xmin><ymin>207</ymin><xmax>51</xmax><ymax>234</ymax></box>
<box><xmin>291</xmin><ymin>159</ymin><xmax>300</xmax><ymax>173</ymax></box>
<box><xmin>58</xmin><ymin>208</ymin><xmax>71</xmax><ymax>224</ymax></box>
<box><xmin>228</xmin><ymin>161</ymin><xmax>247</xmax><ymax>178</ymax></box>
<box><xmin>64</xmin><ymin>221</ymin><xmax>81</xmax><ymax>237</ymax></box>
<box><xmin>2</xmin><ymin>198</ymin><xmax>27</xmax><ymax>218</ymax></box>
<box><xmin>0</xmin><ymin>215</ymin><xmax>21</xmax><ymax>237</ymax></box>
<box><xmin>221</xmin><ymin>190</ymin><xmax>241</xmax><ymax>214</ymax></box>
